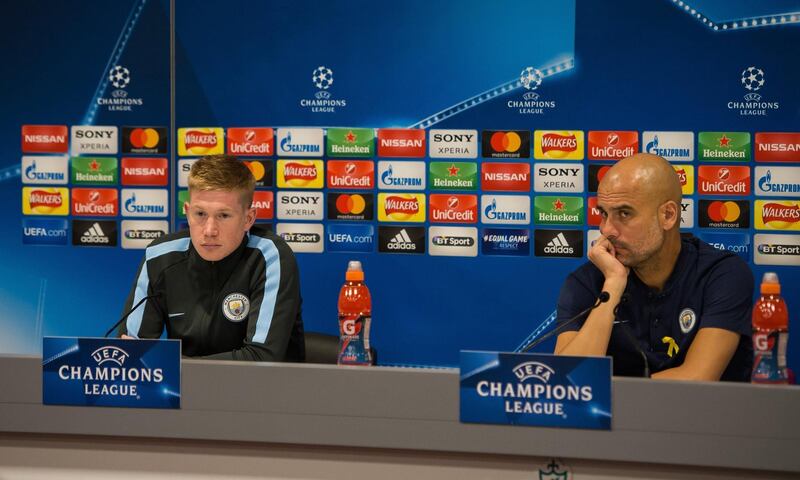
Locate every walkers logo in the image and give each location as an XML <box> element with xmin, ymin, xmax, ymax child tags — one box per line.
<box><xmin>754</xmin><ymin>233</ymin><xmax>800</xmax><ymax>266</ymax></box>
<box><xmin>21</xmin><ymin>125</ymin><xmax>68</xmax><ymax>153</ymax></box>
<box><xmin>177</xmin><ymin>128</ymin><xmax>224</xmax><ymax>156</ymax></box>
<box><xmin>327</xmin><ymin>160</ymin><xmax>374</xmax><ymax>189</ymax></box>
<box><xmin>22</xmin><ymin>218</ymin><xmax>68</xmax><ymax>246</ymax></box>
<box><xmin>72</xmin><ymin>220</ymin><xmax>117</xmax><ymax>247</ymax></box>
<box><xmin>481</xmin><ymin>195</ymin><xmax>530</xmax><ymax>225</ymax></box>
<box><xmin>755</xmin><ymin>133</ymin><xmax>800</xmax><ymax>163</ymax></box>
<box><xmin>481</xmin><ymin>130</ymin><xmax>530</xmax><ymax>159</ymax></box>
<box><xmin>300</xmin><ymin>65</ymin><xmax>347</xmax><ymax>113</ymax></box>
<box><xmin>242</xmin><ymin>160</ymin><xmax>274</xmax><ymax>187</ymax></box>
<box><xmin>71</xmin><ymin>157</ymin><xmax>118</xmax><ymax>185</ymax></box>
<box><xmin>534</xmin><ymin>163</ymin><xmax>583</xmax><ymax>193</ymax></box>
<box><xmin>428</xmin><ymin>162</ymin><xmax>477</xmax><ymax>190</ymax></box>
<box><xmin>755</xmin><ymin>167</ymin><xmax>800</xmax><ymax>197</ymax></box>
<box><xmin>642</xmin><ymin>132</ymin><xmax>694</xmax><ymax>162</ymax></box>
<box><xmin>588</xmin><ymin>164</ymin><xmax>612</xmax><ymax>192</ymax></box>
<box><xmin>23</xmin><ymin>187</ymin><xmax>69</xmax><ymax>215</ymax></box>
<box><xmin>481</xmin><ymin>228</ymin><xmax>530</xmax><ymax>256</ymax></box>
<box><xmin>99</xmin><ymin>65</ymin><xmax>145</xmax><ymax>112</ymax></box>
<box><xmin>177</xmin><ymin>159</ymin><xmax>196</xmax><ymax>187</ymax></box>
<box><xmin>673</xmin><ymin>165</ymin><xmax>695</xmax><ymax>195</ymax></box>
<box><xmin>327</xmin><ymin>193</ymin><xmax>374</xmax><ymax>221</ymax></box>
<box><xmin>378</xmin><ymin>161</ymin><xmax>425</xmax><ymax>190</ymax></box>
<box><xmin>276</xmin><ymin>223</ymin><xmax>324</xmax><ymax>253</ymax></box>
<box><xmin>698</xmin><ymin>200</ymin><xmax>749</xmax><ymax>229</ymax></box>
<box><xmin>697</xmin><ymin>166</ymin><xmax>750</xmax><ymax>195</ymax></box>
<box><xmin>326</xmin><ymin>224</ymin><xmax>374</xmax><ymax>253</ymax></box>
<box><xmin>277</xmin><ymin>128</ymin><xmax>324</xmax><ymax>157</ymax></box>
<box><xmin>227</xmin><ymin>127</ymin><xmax>274</xmax><ymax>156</ymax></box>
<box><xmin>429</xmin><ymin>226</ymin><xmax>478</xmax><ymax>257</ymax></box>
<box><xmin>587</xmin><ymin>197</ymin><xmax>601</xmax><ymax>226</ymax></box>
<box><xmin>70</xmin><ymin>188</ymin><xmax>117</xmax><ymax>216</ymax></box>
<box><xmin>377</xmin><ymin>129</ymin><xmax>425</xmax><ymax>158</ymax></box>
<box><xmin>21</xmin><ymin>155</ymin><xmax>68</xmax><ymax>185</ymax></box>
<box><xmin>277</xmin><ymin>160</ymin><xmax>324</xmax><ymax>188</ymax></box>
<box><xmin>122</xmin><ymin>127</ymin><xmax>167</xmax><ymax>154</ymax></box>
<box><xmin>587</xmin><ymin>131</ymin><xmax>638</xmax><ymax>160</ymax></box>
<box><xmin>481</xmin><ymin>163</ymin><xmax>530</xmax><ymax>192</ymax></box>
<box><xmin>429</xmin><ymin>129</ymin><xmax>478</xmax><ymax>159</ymax></box>
<box><xmin>429</xmin><ymin>194</ymin><xmax>478</xmax><ymax>224</ymax></box>
<box><xmin>71</xmin><ymin>126</ymin><xmax>118</xmax><ymax>155</ymax></box>
<box><xmin>121</xmin><ymin>158</ymin><xmax>168</xmax><ymax>186</ymax></box>
<box><xmin>277</xmin><ymin>191</ymin><xmax>323</xmax><ymax>220</ymax></box>
<box><xmin>696</xmin><ymin>232</ymin><xmax>751</xmax><ymax>260</ymax></box>
<box><xmin>755</xmin><ymin>200</ymin><xmax>800</xmax><ymax>231</ymax></box>
<box><xmin>727</xmin><ymin>66</ymin><xmax>780</xmax><ymax>117</ymax></box>
<box><xmin>533</xmin><ymin>131</ymin><xmax>584</xmax><ymax>160</ymax></box>
<box><xmin>121</xmin><ymin>220</ymin><xmax>168</xmax><ymax>249</ymax></box>
<box><xmin>507</xmin><ymin>66</ymin><xmax>557</xmax><ymax>115</ymax></box>
<box><xmin>698</xmin><ymin>132</ymin><xmax>750</xmax><ymax>161</ymax></box>
<box><xmin>378</xmin><ymin>193</ymin><xmax>425</xmax><ymax>222</ymax></box>
<box><xmin>534</xmin><ymin>229</ymin><xmax>583</xmax><ymax>258</ymax></box>
<box><xmin>681</xmin><ymin>199</ymin><xmax>695</xmax><ymax>228</ymax></box>
<box><xmin>326</xmin><ymin>128</ymin><xmax>374</xmax><ymax>157</ymax></box>
<box><xmin>534</xmin><ymin>196</ymin><xmax>583</xmax><ymax>225</ymax></box>
<box><xmin>252</xmin><ymin>191</ymin><xmax>274</xmax><ymax>220</ymax></box>
<box><xmin>378</xmin><ymin>226</ymin><xmax>425</xmax><ymax>254</ymax></box>
<box><xmin>120</xmin><ymin>189</ymin><xmax>167</xmax><ymax>218</ymax></box>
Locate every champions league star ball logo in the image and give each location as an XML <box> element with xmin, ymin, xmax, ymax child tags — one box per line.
<box><xmin>109</xmin><ymin>65</ymin><xmax>131</xmax><ymax>89</ymax></box>
<box><xmin>741</xmin><ymin>66</ymin><xmax>765</xmax><ymax>92</ymax></box>
<box><xmin>519</xmin><ymin>66</ymin><xmax>543</xmax><ymax>91</ymax></box>
<box><xmin>312</xmin><ymin>66</ymin><xmax>334</xmax><ymax>90</ymax></box>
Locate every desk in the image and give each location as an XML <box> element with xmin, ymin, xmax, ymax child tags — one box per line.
<box><xmin>0</xmin><ymin>355</ymin><xmax>798</xmax><ymax>478</ymax></box>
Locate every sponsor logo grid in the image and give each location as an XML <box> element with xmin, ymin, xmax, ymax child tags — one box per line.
<box><xmin>20</xmin><ymin>125</ymin><xmax>800</xmax><ymax>261</ymax></box>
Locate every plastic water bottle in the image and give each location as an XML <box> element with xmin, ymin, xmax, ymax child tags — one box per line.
<box><xmin>752</xmin><ymin>272</ymin><xmax>789</xmax><ymax>384</ymax></box>
<box><xmin>337</xmin><ymin>260</ymin><xmax>372</xmax><ymax>366</ymax></box>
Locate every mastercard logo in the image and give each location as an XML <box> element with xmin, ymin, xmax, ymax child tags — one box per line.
<box><xmin>244</xmin><ymin>161</ymin><xmax>266</xmax><ymax>181</ymax></box>
<box><xmin>491</xmin><ymin>132</ymin><xmax>522</xmax><ymax>153</ymax></box>
<box><xmin>706</xmin><ymin>201</ymin><xmax>742</xmax><ymax>222</ymax></box>
<box><xmin>129</xmin><ymin>128</ymin><xmax>160</xmax><ymax>149</ymax></box>
<box><xmin>336</xmin><ymin>194</ymin><xmax>367</xmax><ymax>214</ymax></box>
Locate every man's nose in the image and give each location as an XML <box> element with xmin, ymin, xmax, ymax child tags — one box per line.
<box><xmin>600</xmin><ymin>217</ymin><xmax>618</xmax><ymax>240</ymax></box>
<box><xmin>203</xmin><ymin>217</ymin><xmax>218</xmax><ymax>236</ymax></box>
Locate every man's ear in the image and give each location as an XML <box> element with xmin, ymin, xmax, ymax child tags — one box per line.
<box><xmin>244</xmin><ymin>205</ymin><xmax>257</xmax><ymax>230</ymax></box>
<box><xmin>661</xmin><ymin>200</ymin><xmax>680</xmax><ymax>230</ymax></box>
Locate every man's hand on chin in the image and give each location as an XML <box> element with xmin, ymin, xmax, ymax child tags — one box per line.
<box><xmin>589</xmin><ymin>235</ymin><xmax>629</xmax><ymax>291</ymax></box>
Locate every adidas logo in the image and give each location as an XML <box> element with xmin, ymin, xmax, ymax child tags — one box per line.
<box><xmin>544</xmin><ymin>232</ymin><xmax>574</xmax><ymax>254</ymax></box>
<box><xmin>80</xmin><ymin>222</ymin><xmax>110</xmax><ymax>244</ymax></box>
<box><xmin>388</xmin><ymin>228</ymin><xmax>416</xmax><ymax>251</ymax></box>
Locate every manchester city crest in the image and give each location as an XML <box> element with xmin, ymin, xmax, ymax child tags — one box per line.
<box><xmin>679</xmin><ymin>308</ymin><xmax>696</xmax><ymax>334</ymax></box>
<box><xmin>222</xmin><ymin>293</ymin><xmax>250</xmax><ymax>322</ymax></box>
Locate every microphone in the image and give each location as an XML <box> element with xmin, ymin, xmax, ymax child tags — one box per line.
<box><xmin>612</xmin><ymin>294</ymin><xmax>651</xmax><ymax>378</ymax></box>
<box><xmin>104</xmin><ymin>294</ymin><xmax>161</xmax><ymax>338</ymax></box>
<box><xmin>521</xmin><ymin>291</ymin><xmax>611</xmax><ymax>353</ymax></box>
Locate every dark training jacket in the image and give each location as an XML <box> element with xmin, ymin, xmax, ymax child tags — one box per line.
<box><xmin>120</xmin><ymin>226</ymin><xmax>305</xmax><ymax>362</ymax></box>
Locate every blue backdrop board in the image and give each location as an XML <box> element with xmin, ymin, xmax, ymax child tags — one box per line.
<box><xmin>2</xmin><ymin>0</ymin><xmax>800</xmax><ymax>370</ymax></box>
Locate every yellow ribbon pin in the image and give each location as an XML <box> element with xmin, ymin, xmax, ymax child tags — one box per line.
<box><xmin>662</xmin><ymin>336</ymin><xmax>679</xmax><ymax>358</ymax></box>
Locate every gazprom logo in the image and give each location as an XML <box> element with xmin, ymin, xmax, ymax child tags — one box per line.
<box><xmin>512</xmin><ymin>361</ymin><xmax>555</xmax><ymax>383</ymax></box>
<box><xmin>21</xmin><ymin>156</ymin><xmax>68</xmax><ymax>185</ymax></box>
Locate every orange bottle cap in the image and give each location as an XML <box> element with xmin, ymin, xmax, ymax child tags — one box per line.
<box><xmin>761</xmin><ymin>272</ymin><xmax>781</xmax><ymax>295</ymax></box>
<box><xmin>346</xmin><ymin>270</ymin><xmax>364</xmax><ymax>281</ymax></box>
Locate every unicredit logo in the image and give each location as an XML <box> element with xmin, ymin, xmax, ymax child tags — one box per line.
<box><xmin>587</xmin><ymin>131</ymin><xmax>638</xmax><ymax>160</ymax></box>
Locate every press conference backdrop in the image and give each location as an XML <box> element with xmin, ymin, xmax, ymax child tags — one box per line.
<box><xmin>3</xmin><ymin>0</ymin><xmax>800</xmax><ymax>369</ymax></box>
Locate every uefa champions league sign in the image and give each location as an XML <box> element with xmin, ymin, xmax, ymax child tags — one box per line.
<box><xmin>460</xmin><ymin>351</ymin><xmax>611</xmax><ymax>430</ymax></box>
<box><xmin>43</xmin><ymin>337</ymin><xmax>181</xmax><ymax>409</ymax></box>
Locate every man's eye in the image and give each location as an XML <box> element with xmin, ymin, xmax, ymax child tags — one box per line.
<box><xmin>619</xmin><ymin>211</ymin><xmax>630</xmax><ymax>218</ymax></box>
<box><xmin>219</xmin><ymin>213</ymin><xmax>230</xmax><ymax>219</ymax></box>
<box><xmin>195</xmin><ymin>211</ymin><xmax>206</xmax><ymax>217</ymax></box>
<box><xmin>599</xmin><ymin>211</ymin><xmax>608</xmax><ymax>218</ymax></box>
